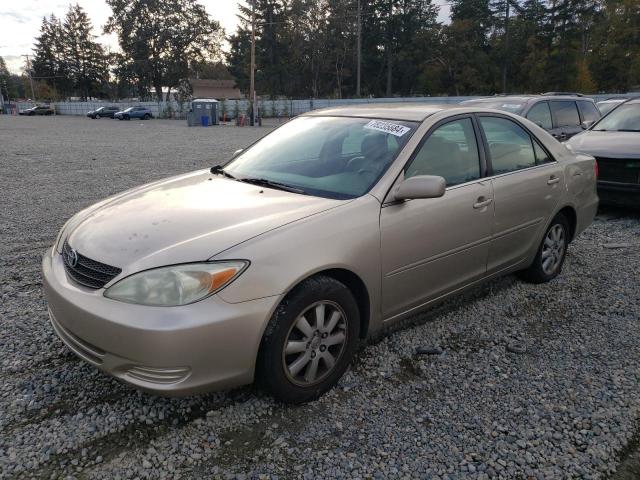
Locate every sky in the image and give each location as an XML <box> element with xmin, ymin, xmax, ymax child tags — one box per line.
<box><xmin>0</xmin><ymin>0</ymin><xmax>451</xmax><ymax>74</ymax></box>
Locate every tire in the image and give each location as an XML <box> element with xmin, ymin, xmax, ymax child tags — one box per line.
<box><xmin>124</xmin><ymin>114</ymin><xmax>130</xmax><ymax>120</ymax></box>
<box><xmin>519</xmin><ymin>213</ymin><xmax>570</xmax><ymax>284</ymax></box>
<box><xmin>143</xmin><ymin>113</ymin><xmax>151</xmax><ymax>120</ymax></box>
<box><xmin>258</xmin><ymin>276</ymin><xmax>360</xmax><ymax>404</ymax></box>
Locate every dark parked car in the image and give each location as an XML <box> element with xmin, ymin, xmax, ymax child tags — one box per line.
<box><xmin>87</xmin><ymin>106</ymin><xmax>120</xmax><ymax>119</ymax></box>
<box><xmin>462</xmin><ymin>94</ymin><xmax>601</xmax><ymax>141</ymax></box>
<box><xmin>19</xmin><ymin>105</ymin><xmax>54</xmax><ymax>116</ymax></box>
<box><xmin>114</xmin><ymin>106</ymin><xmax>153</xmax><ymax>120</ymax></box>
<box><xmin>566</xmin><ymin>98</ymin><xmax>640</xmax><ymax>207</ymax></box>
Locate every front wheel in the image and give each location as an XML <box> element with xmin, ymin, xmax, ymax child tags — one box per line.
<box><xmin>258</xmin><ymin>276</ymin><xmax>360</xmax><ymax>404</ymax></box>
<box><xmin>519</xmin><ymin>213</ymin><xmax>570</xmax><ymax>284</ymax></box>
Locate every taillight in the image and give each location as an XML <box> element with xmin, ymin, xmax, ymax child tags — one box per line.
<box><xmin>594</xmin><ymin>160</ymin><xmax>599</xmax><ymax>179</ymax></box>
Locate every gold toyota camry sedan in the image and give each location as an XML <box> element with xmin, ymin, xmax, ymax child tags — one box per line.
<box><xmin>42</xmin><ymin>104</ymin><xmax>598</xmax><ymax>403</ymax></box>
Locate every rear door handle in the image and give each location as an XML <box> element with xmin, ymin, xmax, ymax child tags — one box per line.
<box><xmin>473</xmin><ymin>197</ymin><xmax>493</xmax><ymax>209</ymax></box>
<box><xmin>547</xmin><ymin>176</ymin><xmax>560</xmax><ymax>185</ymax></box>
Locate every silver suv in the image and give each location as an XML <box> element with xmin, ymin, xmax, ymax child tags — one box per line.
<box><xmin>462</xmin><ymin>94</ymin><xmax>601</xmax><ymax>142</ymax></box>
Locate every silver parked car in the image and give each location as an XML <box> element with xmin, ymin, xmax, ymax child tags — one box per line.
<box><xmin>43</xmin><ymin>104</ymin><xmax>598</xmax><ymax>403</ymax></box>
<box><xmin>566</xmin><ymin>98</ymin><xmax>640</xmax><ymax>207</ymax></box>
<box><xmin>461</xmin><ymin>94</ymin><xmax>601</xmax><ymax>141</ymax></box>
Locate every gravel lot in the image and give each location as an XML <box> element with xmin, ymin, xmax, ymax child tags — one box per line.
<box><xmin>1</xmin><ymin>115</ymin><xmax>639</xmax><ymax>479</ymax></box>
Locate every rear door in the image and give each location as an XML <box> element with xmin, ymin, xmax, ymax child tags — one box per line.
<box><xmin>549</xmin><ymin>100</ymin><xmax>582</xmax><ymax>140</ymax></box>
<box><xmin>380</xmin><ymin>116</ymin><xmax>493</xmax><ymax>319</ymax></box>
<box><xmin>477</xmin><ymin>114</ymin><xmax>563</xmax><ymax>273</ymax></box>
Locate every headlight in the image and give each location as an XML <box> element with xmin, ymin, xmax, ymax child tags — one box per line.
<box><xmin>104</xmin><ymin>261</ymin><xmax>248</xmax><ymax>306</ymax></box>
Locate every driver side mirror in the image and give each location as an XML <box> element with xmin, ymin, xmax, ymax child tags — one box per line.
<box><xmin>394</xmin><ymin>175</ymin><xmax>446</xmax><ymax>201</ymax></box>
<box><xmin>231</xmin><ymin>148</ymin><xmax>243</xmax><ymax>159</ymax></box>
<box><xmin>581</xmin><ymin>120</ymin><xmax>595</xmax><ymax>130</ymax></box>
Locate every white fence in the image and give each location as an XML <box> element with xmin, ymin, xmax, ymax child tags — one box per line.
<box><xmin>8</xmin><ymin>94</ymin><xmax>633</xmax><ymax>119</ymax></box>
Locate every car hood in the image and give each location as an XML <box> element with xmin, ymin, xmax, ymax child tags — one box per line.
<box><xmin>66</xmin><ymin>170</ymin><xmax>345</xmax><ymax>274</ymax></box>
<box><xmin>567</xmin><ymin>131</ymin><xmax>640</xmax><ymax>159</ymax></box>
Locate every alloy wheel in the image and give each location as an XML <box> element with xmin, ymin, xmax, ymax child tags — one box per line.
<box><xmin>541</xmin><ymin>224</ymin><xmax>566</xmax><ymax>275</ymax></box>
<box><xmin>282</xmin><ymin>301</ymin><xmax>348</xmax><ymax>386</ymax></box>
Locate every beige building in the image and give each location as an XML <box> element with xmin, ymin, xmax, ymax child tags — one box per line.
<box><xmin>189</xmin><ymin>79</ymin><xmax>243</xmax><ymax>99</ymax></box>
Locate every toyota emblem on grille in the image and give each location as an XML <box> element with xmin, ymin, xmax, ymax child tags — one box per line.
<box><xmin>66</xmin><ymin>248</ymin><xmax>79</xmax><ymax>268</ymax></box>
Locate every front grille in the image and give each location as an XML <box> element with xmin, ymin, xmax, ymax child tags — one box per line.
<box><xmin>596</xmin><ymin>157</ymin><xmax>640</xmax><ymax>184</ymax></box>
<box><xmin>62</xmin><ymin>240</ymin><xmax>122</xmax><ymax>289</ymax></box>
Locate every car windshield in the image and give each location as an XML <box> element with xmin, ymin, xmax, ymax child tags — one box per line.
<box><xmin>124</xmin><ymin>107</ymin><xmax>134</xmax><ymax>112</ymax></box>
<box><xmin>224</xmin><ymin>116</ymin><xmax>418</xmax><ymax>199</ymax></box>
<box><xmin>463</xmin><ymin>100</ymin><xmax>525</xmax><ymax>114</ymax></box>
<box><xmin>597</xmin><ymin>101</ymin><xmax>624</xmax><ymax>116</ymax></box>
<box><xmin>592</xmin><ymin>103</ymin><xmax>640</xmax><ymax>132</ymax></box>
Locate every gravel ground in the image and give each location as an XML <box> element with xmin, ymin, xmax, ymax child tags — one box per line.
<box><xmin>1</xmin><ymin>115</ymin><xmax>639</xmax><ymax>479</ymax></box>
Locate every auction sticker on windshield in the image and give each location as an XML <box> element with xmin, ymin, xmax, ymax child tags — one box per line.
<box><xmin>364</xmin><ymin>120</ymin><xmax>411</xmax><ymax>137</ymax></box>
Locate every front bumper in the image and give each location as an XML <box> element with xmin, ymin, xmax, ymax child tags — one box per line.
<box><xmin>598</xmin><ymin>181</ymin><xmax>640</xmax><ymax>208</ymax></box>
<box><xmin>42</xmin><ymin>249</ymin><xmax>280</xmax><ymax>396</ymax></box>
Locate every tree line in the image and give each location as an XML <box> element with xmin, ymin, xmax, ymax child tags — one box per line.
<box><xmin>229</xmin><ymin>0</ymin><xmax>640</xmax><ymax>98</ymax></box>
<box><xmin>1</xmin><ymin>0</ymin><xmax>638</xmax><ymax>103</ymax></box>
<box><xmin>3</xmin><ymin>0</ymin><xmax>222</xmax><ymax>102</ymax></box>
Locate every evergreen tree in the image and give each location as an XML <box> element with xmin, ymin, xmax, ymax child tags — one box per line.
<box><xmin>63</xmin><ymin>4</ymin><xmax>109</xmax><ymax>100</ymax></box>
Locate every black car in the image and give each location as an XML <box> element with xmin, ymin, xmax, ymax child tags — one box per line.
<box><xmin>462</xmin><ymin>94</ymin><xmax>601</xmax><ymax>141</ymax></box>
<box><xmin>19</xmin><ymin>105</ymin><xmax>54</xmax><ymax>116</ymax></box>
<box><xmin>566</xmin><ymin>98</ymin><xmax>640</xmax><ymax>207</ymax></box>
<box><xmin>87</xmin><ymin>106</ymin><xmax>120</xmax><ymax>119</ymax></box>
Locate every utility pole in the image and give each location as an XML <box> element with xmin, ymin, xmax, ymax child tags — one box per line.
<box><xmin>356</xmin><ymin>0</ymin><xmax>361</xmax><ymax>97</ymax></box>
<box><xmin>501</xmin><ymin>0</ymin><xmax>510</xmax><ymax>94</ymax></box>
<box><xmin>22</xmin><ymin>54</ymin><xmax>36</xmax><ymax>102</ymax></box>
<box><xmin>249</xmin><ymin>0</ymin><xmax>256</xmax><ymax>126</ymax></box>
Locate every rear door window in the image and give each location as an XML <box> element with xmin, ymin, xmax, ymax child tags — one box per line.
<box><xmin>550</xmin><ymin>101</ymin><xmax>580</xmax><ymax>127</ymax></box>
<box><xmin>479</xmin><ymin>116</ymin><xmax>537</xmax><ymax>174</ymax></box>
<box><xmin>526</xmin><ymin>102</ymin><xmax>553</xmax><ymax>130</ymax></box>
<box><xmin>577</xmin><ymin>101</ymin><xmax>600</xmax><ymax>124</ymax></box>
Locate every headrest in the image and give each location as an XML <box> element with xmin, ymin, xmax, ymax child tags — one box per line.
<box><xmin>361</xmin><ymin>133</ymin><xmax>388</xmax><ymax>158</ymax></box>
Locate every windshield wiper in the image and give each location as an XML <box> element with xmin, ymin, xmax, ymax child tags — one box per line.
<box><xmin>210</xmin><ymin>165</ymin><xmax>236</xmax><ymax>179</ymax></box>
<box><xmin>238</xmin><ymin>177</ymin><xmax>306</xmax><ymax>194</ymax></box>
<box><xmin>616</xmin><ymin>129</ymin><xmax>640</xmax><ymax>132</ymax></box>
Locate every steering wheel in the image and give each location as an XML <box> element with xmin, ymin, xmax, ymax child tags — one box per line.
<box><xmin>345</xmin><ymin>156</ymin><xmax>366</xmax><ymax>172</ymax></box>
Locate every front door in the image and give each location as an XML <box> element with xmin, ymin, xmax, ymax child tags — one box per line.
<box><xmin>476</xmin><ymin>115</ymin><xmax>564</xmax><ymax>273</ymax></box>
<box><xmin>380</xmin><ymin>117</ymin><xmax>494</xmax><ymax>320</ymax></box>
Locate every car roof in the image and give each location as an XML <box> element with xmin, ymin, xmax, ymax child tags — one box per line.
<box><xmin>463</xmin><ymin>94</ymin><xmax>594</xmax><ymax>104</ymax></box>
<box><xmin>303</xmin><ymin>103</ymin><xmax>462</xmax><ymax>122</ymax></box>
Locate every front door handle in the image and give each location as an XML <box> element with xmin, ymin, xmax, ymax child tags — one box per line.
<box><xmin>473</xmin><ymin>197</ymin><xmax>493</xmax><ymax>209</ymax></box>
<box><xmin>547</xmin><ymin>175</ymin><xmax>560</xmax><ymax>185</ymax></box>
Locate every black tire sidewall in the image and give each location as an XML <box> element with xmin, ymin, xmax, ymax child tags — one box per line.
<box><xmin>258</xmin><ymin>276</ymin><xmax>360</xmax><ymax>404</ymax></box>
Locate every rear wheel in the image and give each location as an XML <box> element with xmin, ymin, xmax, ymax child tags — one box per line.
<box><xmin>519</xmin><ymin>213</ymin><xmax>569</xmax><ymax>283</ymax></box>
<box><xmin>143</xmin><ymin>113</ymin><xmax>151</xmax><ymax>120</ymax></box>
<box><xmin>258</xmin><ymin>276</ymin><xmax>360</xmax><ymax>403</ymax></box>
